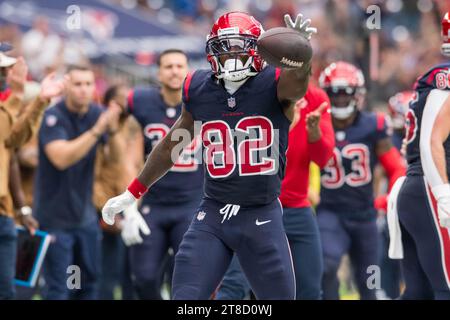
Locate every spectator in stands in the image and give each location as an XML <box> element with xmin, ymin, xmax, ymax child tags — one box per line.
<box><xmin>34</xmin><ymin>64</ymin><xmax>122</xmax><ymax>300</ymax></box>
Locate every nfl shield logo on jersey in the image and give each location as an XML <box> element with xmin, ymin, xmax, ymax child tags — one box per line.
<box><xmin>46</xmin><ymin>115</ymin><xmax>58</xmax><ymax>127</ymax></box>
<box><xmin>336</xmin><ymin>131</ymin><xmax>346</xmax><ymax>141</ymax></box>
<box><xmin>166</xmin><ymin>107</ymin><xmax>177</xmax><ymax>118</ymax></box>
<box><xmin>227</xmin><ymin>97</ymin><xmax>236</xmax><ymax>108</ymax></box>
<box><xmin>197</xmin><ymin>211</ymin><xmax>206</xmax><ymax>221</ymax></box>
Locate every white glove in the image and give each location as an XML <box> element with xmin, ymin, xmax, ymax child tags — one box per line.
<box><xmin>121</xmin><ymin>202</ymin><xmax>151</xmax><ymax>246</ymax></box>
<box><xmin>284</xmin><ymin>14</ymin><xmax>317</xmax><ymax>40</ymax></box>
<box><xmin>102</xmin><ymin>190</ymin><xmax>136</xmax><ymax>226</ymax></box>
<box><xmin>432</xmin><ymin>184</ymin><xmax>450</xmax><ymax>229</ymax></box>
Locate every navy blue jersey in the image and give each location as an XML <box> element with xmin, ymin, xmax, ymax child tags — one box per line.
<box><xmin>128</xmin><ymin>86</ymin><xmax>203</xmax><ymax>205</ymax></box>
<box><xmin>406</xmin><ymin>62</ymin><xmax>450</xmax><ymax>177</ymax></box>
<box><xmin>35</xmin><ymin>101</ymin><xmax>104</xmax><ymax>229</ymax></box>
<box><xmin>320</xmin><ymin>111</ymin><xmax>390</xmax><ymax>212</ymax></box>
<box><xmin>183</xmin><ymin>66</ymin><xmax>290</xmax><ymax>207</ymax></box>
<box><xmin>392</xmin><ymin>131</ymin><xmax>403</xmax><ymax>151</ymax></box>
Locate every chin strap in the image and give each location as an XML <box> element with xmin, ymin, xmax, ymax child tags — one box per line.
<box><xmin>216</xmin><ymin>56</ymin><xmax>258</xmax><ymax>81</ymax></box>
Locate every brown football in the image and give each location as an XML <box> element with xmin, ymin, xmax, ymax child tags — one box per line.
<box><xmin>257</xmin><ymin>27</ymin><xmax>313</xmax><ymax>68</ymax></box>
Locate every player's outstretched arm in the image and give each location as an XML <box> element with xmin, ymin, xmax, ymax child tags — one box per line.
<box><xmin>420</xmin><ymin>90</ymin><xmax>450</xmax><ymax>228</ymax></box>
<box><xmin>277</xmin><ymin>14</ymin><xmax>315</xmax><ymax>120</ymax></box>
<box><xmin>102</xmin><ymin>107</ymin><xmax>195</xmax><ymax>225</ymax></box>
<box><xmin>277</xmin><ymin>61</ymin><xmax>311</xmax><ymax>104</ymax></box>
<box><xmin>137</xmin><ymin>107</ymin><xmax>195</xmax><ymax>186</ymax></box>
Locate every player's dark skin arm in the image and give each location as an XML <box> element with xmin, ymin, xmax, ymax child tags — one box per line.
<box><xmin>136</xmin><ymin>106</ymin><xmax>195</xmax><ymax>187</ymax></box>
<box><xmin>277</xmin><ymin>61</ymin><xmax>311</xmax><ymax>121</ymax></box>
<box><xmin>9</xmin><ymin>154</ymin><xmax>27</xmax><ymax>210</ymax></box>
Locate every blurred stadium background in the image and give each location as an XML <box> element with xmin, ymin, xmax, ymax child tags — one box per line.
<box><xmin>0</xmin><ymin>0</ymin><xmax>449</xmax><ymax>109</ymax></box>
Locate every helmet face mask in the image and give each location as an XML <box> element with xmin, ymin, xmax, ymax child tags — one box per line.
<box><xmin>207</xmin><ymin>35</ymin><xmax>256</xmax><ymax>57</ymax></box>
<box><xmin>325</xmin><ymin>86</ymin><xmax>360</xmax><ymax>120</ymax></box>
<box><xmin>206</xmin><ymin>12</ymin><xmax>264</xmax><ymax>81</ymax></box>
<box><xmin>206</xmin><ymin>34</ymin><xmax>259</xmax><ymax>81</ymax></box>
<box><xmin>442</xmin><ymin>12</ymin><xmax>450</xmax><ymax>56</ymax></box>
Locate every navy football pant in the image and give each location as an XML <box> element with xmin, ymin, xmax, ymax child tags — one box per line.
<box><xmin>318</xmin><ymin>208</ymin><xmax>378</xmax><ymax>300</ymax></box>
<box><xmin>129</xmin><ymin>199</ymin><xmax>198</xmax><ymax>299</ymax></box>
<box><xmin>43</xmin><ymin>222</ymin><xmax>101</xmax><ymax>300</ymax></box>
<box><xmin>216</xmin><ymin>206</ymin><xmax>322</xmax><ymax>300</ymax></box>
<box><xmin>283</xmin><ymin>207</ymin><xmax>323</xmax><ymax>299</ymax></box>
<box><xmin>172</xmin><ymin>198</ymin><xmax>295</xmax><ymax>300</ymax></box>
<box><xmin>397</xmin><ymin>176</ymin><xmax>450</xmax><ymax>300</ymax></box>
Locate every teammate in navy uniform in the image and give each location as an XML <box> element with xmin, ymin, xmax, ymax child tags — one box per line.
<box><xmin>102</xmin><ymin>11</ymin><xmax>316</xmax><ymax>300</ymax></box>
<box><xmin>123</xmin><ymin>49</ymin><xmax>203</xmax><ymax>299</ymax></box>
<box><xmin>375</xmin><ymin>91</ymin><xmax>413</xmax><ymax>299</ymax></box>
<box><xmin>317</xmin><ymin>61</ymin><xmax>406</xmax><ymax>300</ymax></box>
<box><xmin>393</xmin><ymin>12</ymin><xmax>450</xmax><ymax>300</ymax></box>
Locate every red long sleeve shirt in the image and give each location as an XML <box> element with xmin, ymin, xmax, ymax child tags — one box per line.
<box><xmin>279</xmin><ymin>84</ymin><xmax>335</xmax><ymax>208</ymax></box>
<box><xmin>0</xmin><ymin>88</ymin><xmax>11</xmax><ymax>102</ymax></box>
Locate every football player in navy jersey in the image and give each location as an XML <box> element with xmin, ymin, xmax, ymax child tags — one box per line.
<box><xmin>102</xmin><ymin>11</ymin><xmax>316</xmax><ymax>300</ymax></box>
<box><xmin>120</xmin><ymin>49</ymin><xmax>204</xmax><ymax>299</ymax></box>
<box><xmin>317</xmin><ymin>61</ymin><xmax>406</xmax><ymax>300</ymax></box>
<box><xmin>391</xmin><ymin>12</ymin><xmax>450</xmax><ymax>300</ymax></box>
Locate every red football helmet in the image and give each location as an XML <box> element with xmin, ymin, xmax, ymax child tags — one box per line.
<box><xmin>206</xmin><ymin>12</ymin><xmax>264</xmax><ymax>82</ymax></box>
<box><xmin>319</xmin><ymin>61</ymin><xmax>366</xmax><ymax>120</ymax></box>
<box><xmin>388</xmin><ymin>91</ymin><xmax>415</xmax><ymax>130</ymax></box>
<box><xmin>442</xmin><ymin>12</ymin><xmax>450</xmax><ymax>56</ymax></box>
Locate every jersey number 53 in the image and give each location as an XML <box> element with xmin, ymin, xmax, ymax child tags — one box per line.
<box><xmin>322</xmin><ymin>144</ymin><xmax>372</xmax><ymax>189</ymax></box>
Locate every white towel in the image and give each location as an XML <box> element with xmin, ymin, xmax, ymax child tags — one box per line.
<box><xmin>387</xmin><ymin>176</ymin><xmax>406</xmax><ymax>259</ymax></box>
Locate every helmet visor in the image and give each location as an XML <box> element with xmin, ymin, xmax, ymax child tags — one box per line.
<box><xmin>206</xmin><ymin>35</ymin><xmax>257</xmax><ymax>56</ymax></box>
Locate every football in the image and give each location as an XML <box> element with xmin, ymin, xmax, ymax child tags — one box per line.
<box><xmin>257</xmin><ymin>27</ymin><xmax>313</xmax><ymax>69</ymax></box>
